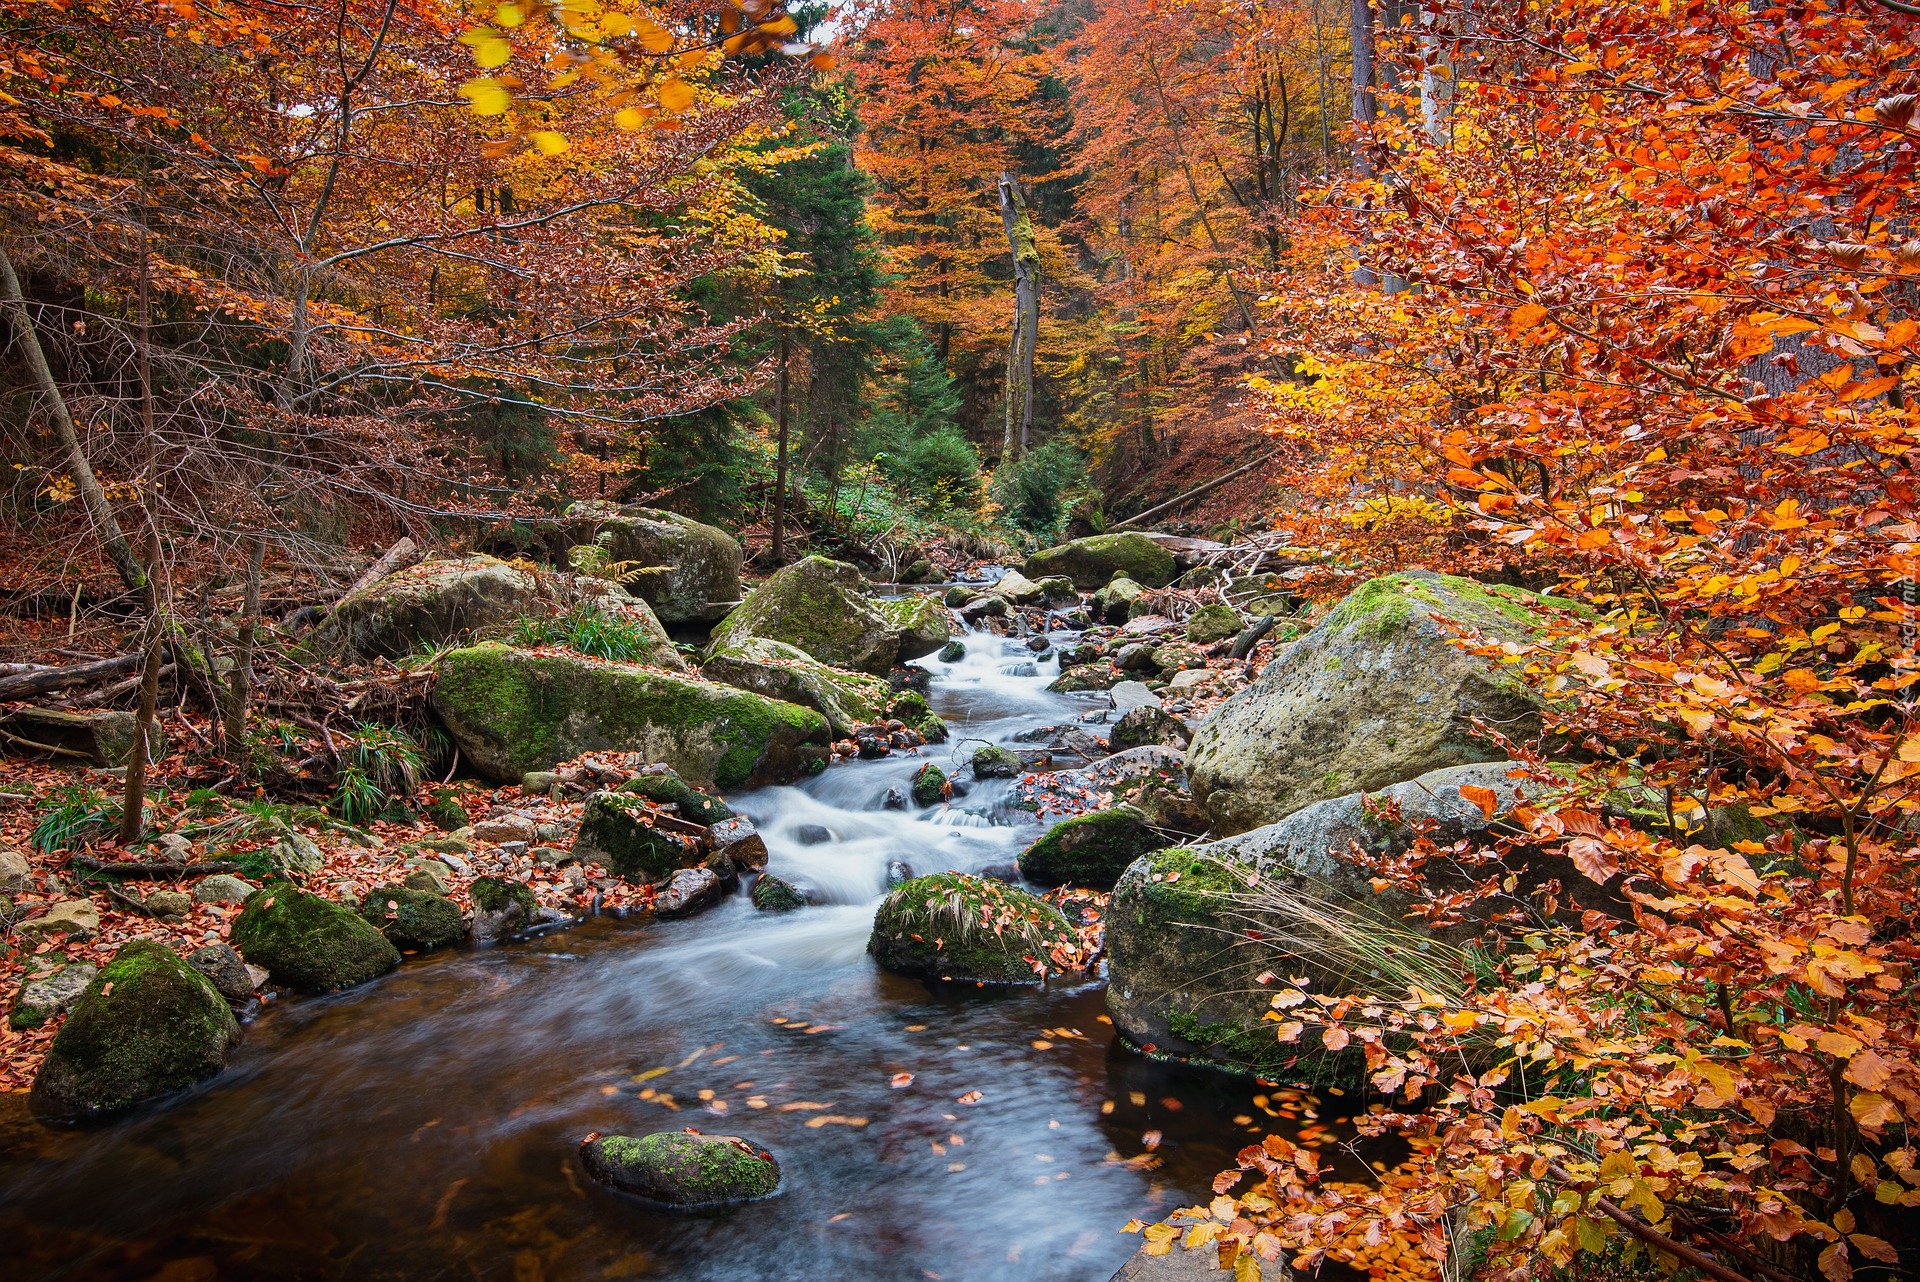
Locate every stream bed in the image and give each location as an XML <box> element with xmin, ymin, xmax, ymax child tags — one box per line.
<box><xmin>0</xmin><ymin>632</ymin><xmax>1348</xmax><ymax>1282</ymax></box>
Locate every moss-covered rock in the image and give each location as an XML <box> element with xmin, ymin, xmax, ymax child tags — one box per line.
<box><xmin>1185</xmin><ymin>603</ymin><xmax>1243</xmax><ymax>644</ymax></box>
<box><xmin>580</xmin><ymin>1131</ymin><xmax>780</xmax><ymax>1206</ymax></box>
<box><xmin>1018</xmin><ymin>806</ymin><xmax>1166</xmax><ymax>888</ymax></box>
<box><xmin>911</xmin><ymin>762</ymin><xmax>950</xmax><ymax>806</ymax></box>
<box><xmin>431</xmin><ymin>643</ymin><xmax>830</xmax><ymax>788</ymax></box>
<box><xmin>231</xmin><ymin>885</ymin><xmax>401</xmax><ymax>993</ymax></box>
<box><xmin>563</xmin><ymin>501</ymin><xmax>743</xmax><ymax>623</ymax></box>
<box><xmin>1188</xmin><ymin>570</ymin><xmax>1559</xmax><ymax>835</ymax></box>
<box><xmin>32</xmin><ymin>940</ymin><xmax>241</xmax><ymax>1114</ymax></box>
<box><xmin>1109</xmin><ymin>705</ymin><xmax>1191</xmax><ymax>753</ymax></box>
<box><xmin>877</xmin><ymin>595</ymin><xmax>953</xmax><ymax>661</ymax></box>
<box><xmin>943</xmin><ymin>585</ymin><xmax>978</xmax><ymax>608</ymax></box>
<box><xmin>617</xmin><ymin>769</ymin><xmax>734</xmax><ymax>825</ymax></box>
<box><xmin>572</xmin><ymin>791</ymin><xmax>704</xmax><ymax>883</ymax></box>
<box><xmin>937</xmin><ymin>639</ymin><xmax>966</xmax><ymax>662</ymax></box>
<box><xmin>359</xmin><ymin>884</ymin><xmax>465</xmax><ymax>950</ymax></box>
<box><xmin>1023</xmin><ymin>533</ymin><xmax>1176</xmax><ymax>590</ymax></box>
<box><xmin>309</xmin><ymin>555</ymin><xmax>541</xmax><ymax>661</ymax></box>
<box><xmin>0</xmin><ymin>707</ymin><xmax>164</xmax><ymax>768</ymax></box>
<box><xmin>1090</xmin><ymin>577</ymin><xmax>1146</xmax><ymax>625</ymax></box>
<box><xmin>9</xmin><ymin>960</ymin><xmax>97</xmax><ymax>1031</ymax></box>
<box><xmin>707</xmin><ymin>556</ymin><xmax>901</xmax><ymax>675</ymax></box>
<box><xmin>751</xmin><ymin>874</ymin><xmax>808</xmax><ymax>912</ymax></box>
<box><xmin>887</xmin><ymin>690</ymin><xmax>948</xmax><ymax>743</ymax></box>
<box><xmin>426</xmin><ymin>791</ymin><xmax>469</xmax><ymax>832</ymax></box>
<box><xmin>470</xmin><ymin>876</ymin><xmax>540</xmax><ymax>942</ymax></box>
<box><xmin>701</xmin><ymin>636</ymin><xmax>888</xmax><ymax>738</ymax></box>
<box><xmin>1048</xmin><ymin>665</ymin><xmax>1123</xmax><ymax>693</ymax></box>
<box><xmin>971</xmin><ymin>744</ymin><xmax>1024</xmax><ymax>778</ymax></box>
<box><xmin>867</xmin><ymin>873</ymin><xmax>1078</xmax><ymax>984</ymax></box>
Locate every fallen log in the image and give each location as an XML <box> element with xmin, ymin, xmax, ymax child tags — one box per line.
<box><xmin>1111</xmin><ymin>449</ymin><xmax>1279</xmax><ymax>531</ymax></box>
<box><xmin>68</xmin><ymin>855</ymin><xmax>244</xmax><ymax>878</ymax></box>
<box><xmin>0</xmin><ymin>652</ymin><xmax>140</xmax><ymax>700</ymax></box>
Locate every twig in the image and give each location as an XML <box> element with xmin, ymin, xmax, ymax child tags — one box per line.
<box><xmin>69</xmin><ymin>855</ymin><xmax>243</xmax><ymax>878</ymax></box>
<box><xmin>102</xmin><ymin>884</ymin><xmax>156</xmax><ymax>917</ymax></box>
<box><xmin>1542</xmin><ymin>1161</ymin><xmax>1755</xmax><ymax>1282</ymax></box>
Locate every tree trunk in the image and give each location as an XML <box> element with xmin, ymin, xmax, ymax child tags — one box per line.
<box><xmin>222</xmin><ymin>534</ymin><xmax>266</xmax><ymax>771</ymax></box>
<box><xmin>997</xmin><ymin>172</ymin><xmax>1039</xmax><ymax>459</ymax></box>
<box><xmin>772</xmin><ymin>330</ymin><xmax>790</xmax><ymax>564</ymax></box>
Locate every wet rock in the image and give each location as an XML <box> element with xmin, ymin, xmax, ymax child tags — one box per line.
<box><xmin>794</xmin><ymin>825</ymin><xmax>833</xmax><ymax>846</ymax></box>
<box><xmin>751</xmin><ymin>874</ymin><xmax>808</xmax><ymax>912</ymax></box>
<box><xmin>885</xmin><ymin>860</ymin><xmax>915</xmax><ymax>888</ymax></box>
<box><xmin>187</xmin><ymin>944</ymin><xmax>256</xmax><ymax>1005</ymax></box>
<box><xmin>16</xmin><ymin>899</ymin><xmax>101</xmax><ymax>943</ymax></box>
<box><xmin>958</xmin><ymin>594</ymin><xmax>1009</xmax><ymax>622</ymax></box>
<box><xmin>470</xmin><ymin>877</ymin><xmax>540</xmax><ymax>942</ymax></box>
<box><xmin>970</xmin><ymin>744</ymin><xmax>1024</xmax><ymax>779</ymax></box>
<box><xmin>868</xmin><ymin>873</ymin><xmax>1077</xmax><ymax>984</ymax></box>
<box><xmin>854</xmin><ymin>728</ymin><xmax>892</xmax><ymax>759</ymax></box>
<box><xmin>359</xmin><ymin>884</ymin><xmax>465</xmax><ymax>950</ymax></box>
<box><xmin>231</xmin><ymin>885</ymin><xmax>401</xmax><ymax>993</ymax></box>
<box><xmin>910</xmin><ymin>762</ymin><xmax>950</xmax><ymax>807</ymax></box>
<box><xmin>1018</xmin><ymin>806</ymin><xmax>1165</xmax><ymax>889</ymax></box>
<box><xmin>1108</xmin><ymin>706</ymin><xmax>1192</xmax><ymax>753</ymax></box>
<box><xmin>889</xmin><ymin>665</ymin><xmax>933</xmax><ymax>695</ymax></box>
<box><xmin>937</xmin><ymin>640</ymin><xmax>966</xmax><ymax>662</ymax></box>
<box><xmin>471</xmin><ymin>813</ymin><xmax>537</xmax><ymax>844</ymax></box>
<box><xmin>9</xmin><ymin>960</ymin><xmax>97</xmax><ymax>1030</ymax></box>
<box><xmin>579</xmin><ymin>1130</ymin><xmax>780</xmax><ymax>1206</ymax></box>
<box><xmin>977</xmin><ymin>863</ymin><xmax>1021</xmax><ymax>883</ymax></box>
<box><xmin>33</xmin><ymin>940</ymin><xmax>241</xmax><ymax>1115</ymax></box>
<box><xmin>655</xmin><ymin>867</ymin><xmax>722</xmax><ymax>919</ymax></box>
<box><xmin>883</xmin><ymin>786</ymin><xmax>907</xmax><ymax>810</ymax></box>
<box><xmin>572</xmin><ymin>790</ymin><xmax>709</xmax><ymax>883</ymax></box>
<box><xmin>885</xmin><ymin>690</ymin><xmax>947</xmax><ymax>743</ymax></box>
<box><xmin>617</xmin><ymin>770</ymin><xmax>734</xmax><ymax>826</ymax></box>
<box><xmin>1024</xmin><ymin>533</ymin><xmax>1176</xmax><ymax>590</ymax></box>
<box><xmin>143</xmin><ymin>890</ymin><xmax>192</xmax><ymax>919</ymax></box>
<box><xmin>192</xmin><ymin>874</ymin><xmax>257</xmax><ymax>905</ymax></box>
<box><xmin>432</xmin><ymin>643</ymin><xmax>829</xmax><ymax>789</ymax></box>
<box><xmin>707</xmin><ymin>555</ymin><xmax>903</xmax><ymax>675</ymax></box>
<box><xmin>707</xmin><ymin>816</ymin><xmax>768</xmax><ymax>876</ymax></box>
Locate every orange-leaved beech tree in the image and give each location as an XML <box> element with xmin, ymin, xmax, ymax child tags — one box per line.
<box><xmin>1131</xmin><ymin>0</ymin><xmax>1920</xmax><ymax>1280</ymax></box>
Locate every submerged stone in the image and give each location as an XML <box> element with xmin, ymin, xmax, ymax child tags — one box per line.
<box><xmin>579</xmin><ymin>1130</ymin><xmax>780</xmax><ymax>1206</ymax></box>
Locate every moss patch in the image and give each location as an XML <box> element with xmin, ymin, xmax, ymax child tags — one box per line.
<box><xmin>231</xmin><ymin>885</ymin><xmax>401</xmax><ymax>993</ymax></box>
<box><xmin>867</xmin><ymin>872</ymin><xmax>1077</xmax><ymax>983</ymax></box>
<box><xmin>751</xmin><ymin>874</ymin><xmax>808</xmax><ymax>912</ymax></box>
<box><xmin>707</xmin><ymin>555</ymin><xmax>900</xmax><ymax>674</ymax></box>
<box><xmin>580</xmin><ymin>1130</ymin><xmax>780</xmax><ymax>1206</ymax></box>
<box><xmin>359</xmin><ymin>884</ymin><xmax>464</xmax><ymax>950</ymax></box>
<box><xmin>617</xmin><ymin>771</ymin><xmax>733</xmax><ymax>825</ymax></box>
<box><xmin>1018</xmin><ymin>806</ymin><xmax>1167</xmax><ymax>888</ymax></box>
<box><xmin>471</xmin><ymin>876</ymin><xmax>539</xmax><ymax>918</ymax></box>
<box><xmin>573</xmin><ymin>791</ymin><xmax>701</xmax><ymax>883</ymax></box>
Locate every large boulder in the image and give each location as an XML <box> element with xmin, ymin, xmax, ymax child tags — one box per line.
<box><xmin>1103</xmin><ymin>761</ymin><xmax>1614</xmax><ymax>1076</ymax></box>
<box><xmin>877</xmin><ymin>595</ymin><xmax>953</xmax><ymax>661</ymax></box>
<box><xmin>701</xmin><ymin>637</ymin><xmax>888</xmax><ymax>738</ymax></box>
<box><xmin>1187</xmin><ymin>571</ymin><xmax>1556</xmax><ymax>835</ymax></box>
<box><xmin>868</xmin><ymin>873</ymin><xmax>1079</xmax><ymax>984</ymax></box>
<box><xmin>309</xmin><ymin>555</ymin><xmax>540</xmax><ymax>660</ymax></box>
<box><xmin>32</xmin><ymin>940</ymin><xmax>241</xmax><ymax>1115</ymax></box>
<box><xmin>0</xmin><ymin>707</ymin><xmax>164</xmax><ymax>767</ymax></box>
<box><xmin>572</xmin><ymin>791</ymin><xmax>704</xmax><ymax>882</ymax></box>
<box><xmin>431</xmin><ymin>643</ymin><xmax>829</xmax><ymax>788</ymax></box>
<box><xmin>579</xmin><ymin>1131</ymin><xmax>780</xmax><ymax>1206</ymax></box>
<box><xmin>563</xmin><ymin>501</ymin><xmax>743</xmax><ymax>623</ymax></box>
<box><xmin>231</xmin><ymin>885</ymin><xmax>401</xmax><ymax>993</ymax></box>
<box><xmin>1023</xmin><ymin>533</ymin><xmax>1176</xmax><ymax>590</ymax></box>
<box><xmin>1018</xmin><ymin>806</ymin><xmax>1165</xmax><ymax>889</ymax></box>
<box><xmin>707</xmin><ymin>556</ymin><xmax>901</xmax><ymax>675</ymax></box>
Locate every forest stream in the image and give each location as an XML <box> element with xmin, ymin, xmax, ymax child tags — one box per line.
<box><xmin>0</xmin><ymin>628</ymin><xmax>1362</xmax><ymax>1282</ymax></box>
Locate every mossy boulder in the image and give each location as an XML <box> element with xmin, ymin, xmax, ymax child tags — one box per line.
<box><xmin>309</xmin><ymin>555</ymin><xmax>541</xmax><ymax>661</ymax></box>
<box><xmin>431</xmin><ymin>643</ymin><xmax>829</xmax><ymax>788</ymax></box>
<box><xmin>231</xmin><ymin>885</ymin><xmax>401</xmax><ymax>993</ymax></box>
<box><xmin>707</xmin><ymin>556</ymin><xmax>901</xmax><ymax>675</ymax></box>
<box><xmin>701</xmin><ymin>636</ymin><xmax>888</xmax><ymax>738</ymax></box>
<box><xmin>32</xmin><ymin>940</ymin><xmax>241</xmax><ymax>1115</ymax></box>
<box><xmin>0</xmin><ymin>707</ymin><xmax>164</xmax><ymax>768</ymax></box>
<box><xmin>359</xmin><ymin>884</ymin><xmax>465</xmax><ymax>950</ymax></box>
<box><xmin>617</xmin><ymin>769</ymin><xmax>734</xmax><ymax>825</ymax></box>
<box><xmin>1023</xmin><ymin>533</ymin><xmax>1176</xmax><ymax>590</ymax></box>
<box><xmin>9</xmin><ymin>960</ymin><xmax>97</xmax><ymax>1031</ymax></box>
<box><xmin>1109</xmin><ymin>705</ymin><xmax>1191</xmax><ymax>753</ymax></box>
<box><xmin>877</xmin><ymin>595</ymin><xmax>953</xmax><ymax>660</ymax></box>
<box><xmin>867</xmin><ymin>873</ymin><xmax>1078</xmax><ymax>984</ymax></box>
<box><xmin>911</xmin><ymin>762</ymin><xmax>950</xmax><ymax>806</ymax></box>
<box><xmin>751</xmin><ymin>874</ymin><xmax>808</xmax><ymax>912</ymax></box>
<box><xmin>580</xmin><ymin>1131</ymin><xmax>780</xmax><ymax>1206</ymax></box>
<box><xmin>1018</xmin><ymin>806</ymin><xmax>1166</xmax><ymax>889</ymax></box>
<box><xmin>888</xmin><ymin>690</ymin><xmax>948</xmax><ymax>743</ymax></box>
<box><xmin>971</xmin><ymin>744</ymin><xmax>1024</xmax><ymax>779</ymax></box>
<box><xmin>1091</xmin><ymin>577</ymin><xmax>1146</xmax><ymax>624</ymax></box>
<box><xmin>572</xmin><ymin>791</ymin><xmax>704</xmax><ymax>883</ymax></box>
<box><xmin>426</xmin><ymin>791</ymin><xmax>469</xmax><ymax>831</ymax></box>
<box><xmin>1188</xmin><ymin>570</ymin><xmax>1559</xmax><ymax>835</ymax></box>
<box><xmin>470</xmin><ymin>876</ymin><xmax>540</xmax><ymax>942</ymax></box>
<box><xmin>1185</xmin><ymin>603</ymin><xmax>1243</xmax><ymax>644</ymax></box>
<box><xmin>563</xmin><ymin>501</ymin><xmax>743</xmax><ymax>623</ymax></box>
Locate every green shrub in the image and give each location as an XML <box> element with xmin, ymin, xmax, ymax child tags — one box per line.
<box><xmin>989</xmin><ymin>439</ymin><xmax>1090</xmax><ymax>539</ymax></box>
<box><xmin>31</xmin><ymin>785</ymin><xmax>119</xmax><ymax>853</ymax></box>
<box><xmin>511</xmin><ymin>604</ymin><xmax>660</xmax><ymax>663</ymax></box>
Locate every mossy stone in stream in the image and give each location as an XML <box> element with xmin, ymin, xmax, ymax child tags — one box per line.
<box><xmin>1018</xmin><ymin>805</ymin><xmax>1166</xmax><ymax>889</ymax></box>
<box><xmin>875</xmin><ymin>594</ymin><xmax>952</xmax><ymax>661</ymax></box>
<box><xmin>706</xmin><ymin>556</ymin><xmax>902</xmax><ymax>675</ymax></box>
<box><xmin>886</xmin><ymin>690</ymin><xmax>948</xmax><ymax>743</ymax></box>
<box><xmin>573</xmin><ymin>791</ymin><xmax>702</xmax><ymax>883</ymax></box>
<box><xmin>32</xmin><ymin>940</ymin><xmax>241</xmax><ymax>1115</ymax></box>
<box><xmin>617</xmin><ymin>770</ymin><xmax>734</xmax><ymax>825</ymax></box>
<box><xmin>971</xmin><ymin>744</ymin><xmax>1024</xmax><ymax>779</ymax></box>
<box><xmin>231</xmin><ymin>884</ymin><xmax>401</xmax><ymax>993</ymax></box>
<box><xmin>751</xmin><ymin>874</ymin><xmax>808</xmax><ymax>912</ymax></box>
<box><xmin>910</xmin><ymin>762</ymin><xmax>949</xmax><ymax>807</ymax></box>
<box><xmin>937</xmin><ymin>640</ymin><xmax>966</xmax><ymax>662</ymax></box>
<box><xmin>471</xmin><ymin>876</ymin><xmax>539</xmax><ymax>918</ymax></box>
<box><xmin>359</xmin><ymin>884</ymin><xmax>465</xmax><ymax>950</ymax></box>
<box><xmin>867</xmin><ymin>873</ymin><xmax>1078</xmax><ymax>984</ymax></box>
<box><xmin>580</xmin><ymin>1131</ymin><xmax>780</xmax><ymax>1206</ymax></box>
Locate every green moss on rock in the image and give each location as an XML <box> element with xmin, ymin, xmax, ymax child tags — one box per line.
<box><xmin>617</xmin><ymin>771</ymin><xmax>734</xmax><ymax>825</ymax></box>
<box><xmin>867</xmin><ymin>873</ymin><xmax>1078</xmax><ymax>984</ymax></box>
<box><xmin>359</xmin><ymin>884</ymin><xmax>465</xmax><ymax>950</ymax></box>
<box><xmin>1023</xmin><ymin>533</ymin><xmax>1176</xmax><ymax>590</ymax></box>
<box><xmin>33</xmin><ymin>940</ymin><xmax>241</xmax><ymax>1114</ymax></box>
<box><xmin>751</xmin><ymin>874</ymin><xmax>808</xmax><ymax>912</ymax></box>
<box><xmin>701</xmin><ymin>636</ymin><xmax>888</xmax><ymax>738</ymax></box>
<box><xmin>1185</xmin><ymin>603</ymin><xmax>1243</xmax><ymax>644</ymax></box>
<box><xmin>707</xmin><ymin>556</ymin><xmax>901</xmax><ymax>675</ymax></box>
<box><xmin>431</xmin><ymin>643</ymin><xmax>829</xmax><ymax>788</ymax></box>
<box><xmin>877</xmin><ymin>595</ymin><xmax>953</xmax><ymax>661</ymax></box>
<box><xmin>231</xmin><ymin>885</ymin><xmax>401</xmax><ymax>993</ymax></box>
<box><xmin>426</xmin><ymin>791</ymin><xmax>468</xmax><ymax>831</ymax></box>
<box><xmin>971</xmin><ymin>744</ymin><xmax>1024</xmax><ymax>778</ymax></box>
<box><xmin>1018</xmin><ymin>806</ymin><xmax>1167</xmax><ymax>888</ymax></box>
<box><xmin>471</xmin><ymin>876</ymin><xmax>539</xmax><ymax>918</ymax></box>
<box><xmin>573</xmin><ymin>791</ymin><xmax>703</xmax><ymax>882</ymax></box>
<box><xmin>911</xmin><ymin>762</ymin><xmax>950</xmax><ymax>806</ymax></box>
<box><xmin>580</xmin><ymin>1130</ymin><xmax>780</xmax><ymax>1206</ymax></box>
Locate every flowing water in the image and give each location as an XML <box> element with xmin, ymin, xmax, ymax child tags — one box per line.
<box><xmin>0</xmin><ymin>629</ymin><xmax>1359</xmax><ymax>1282</ymax></box>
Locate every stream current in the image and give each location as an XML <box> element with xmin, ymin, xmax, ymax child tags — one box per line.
<box><xmin>0</xmin><ymin>628</ymin><xmax>1335</xmax><ymax>1282</ymax></box>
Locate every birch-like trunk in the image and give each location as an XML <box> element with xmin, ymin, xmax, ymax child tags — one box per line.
<box><xmin>997</xmin><ymin>173</ymin><xmax>1040</xmax><ymax>460</ymax></box>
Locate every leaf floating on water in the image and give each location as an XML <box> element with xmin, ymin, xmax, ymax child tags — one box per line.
<box><xmin>1142</xmin><ymin>1129</ymin><xmax>1164</xmax><ymax>1150</ymax></box>
<box><xmin>1030</xmin><ymin>1040</ymin><xmax>1053</xmax><ymax>1050</ymax></box>
<box><xmin>891</xmin><ymin>1072</ymin><xmax>915</xmax><ymax>1088</ymax></box>
<box><xmin>957</xmin><ymin>1090</ymin><xmax>984</xmax><ymax>1105</ymax></box>
<box><xmin>805</xmin><ymin>1114</ymin><xmax>869</xmax><ymax>1128</ymax></box>
<box><xmin>779</xmin><ymin>1101</ymin><xmax>834</xmax><ymax>1111</ymax></box>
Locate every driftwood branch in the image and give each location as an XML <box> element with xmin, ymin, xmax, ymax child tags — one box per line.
<box><xmin>0</xmin><ymin>653</ymin><xmax>141</xmax><ymax>700</ymax></box>
<box><xmin>69</xmin><ymin>855</ymin><xmax>244</xmax><ymax>878</ymax></box>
